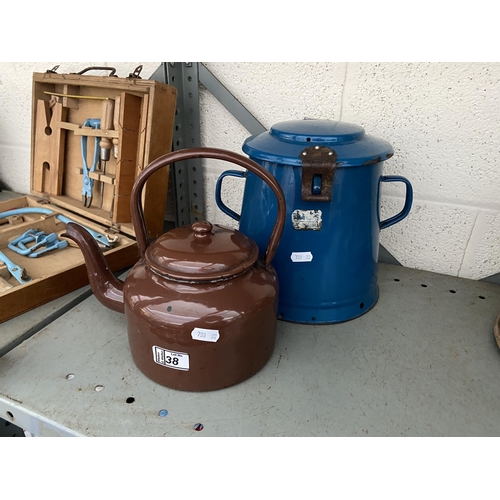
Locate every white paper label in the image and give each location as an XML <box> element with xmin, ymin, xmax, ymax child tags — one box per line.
<box><xmin>290</xmin><ymin>251</ymin><xmax>313</xmax><ymax>263</ymax></box>
<box><xmin>291</xmin><ymin>209</ymin><xmax>322</xmax><ymax>231</ymax></box>
<box><xmin>152</xmin><ymin>346</ymin><xmax>189</xmax><ymax>371</ymax></box>
<box><xmin>191</xmin><ymin>327</ymin><xmax>220</xmax><ymax>343</ymax></box>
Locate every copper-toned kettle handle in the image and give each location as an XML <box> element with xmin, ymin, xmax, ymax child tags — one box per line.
<box><xmin>131</xmin><ymin>147</ymin><xmax>286</xmax><ymax>268</ymax></box>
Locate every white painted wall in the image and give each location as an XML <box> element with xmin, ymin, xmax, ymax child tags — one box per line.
<box><xmin>200</xmin><ymin>62</ymin><xmax>500</xmax><ymax>281</ymax></box>
<box><xmin>0</xmin><ymin>62</ymin><xmax>498</xmax><ymax>280</ymax></box>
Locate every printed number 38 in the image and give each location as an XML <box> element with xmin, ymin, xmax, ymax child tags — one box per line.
<box><xmin>165</xmin><ymin>356</ymin><xmax>179</xmax><ymax>366</ymax></box>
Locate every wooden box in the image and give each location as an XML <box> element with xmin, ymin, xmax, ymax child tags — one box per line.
<box><xmin>0</xmin><ymin>68</ymin><xmax>177</xmax><ymax>323</ymax></box>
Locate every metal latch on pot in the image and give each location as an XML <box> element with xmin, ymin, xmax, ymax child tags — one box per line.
<box><xmin>300</xmin><ymin>146</ymin><xmax>337</xmax><ymax>202</ymax></box>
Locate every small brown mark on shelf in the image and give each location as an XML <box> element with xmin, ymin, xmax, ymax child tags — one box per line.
<box><xmin>0</xmin><ymin>393</ymin><xmax>23</xmax><ymax>404</ymax></box>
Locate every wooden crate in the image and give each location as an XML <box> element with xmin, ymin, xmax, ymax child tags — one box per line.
<box><xmin>0</xmin><ymin>68</ymin><xmax>177</xmax><ymax>323</ymax></box>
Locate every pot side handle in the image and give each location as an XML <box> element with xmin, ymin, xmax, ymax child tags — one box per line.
<box><xmin>215</xmin><ymin>170</ymin><xmax>246</xmax><ymax>222</ymax></box>
<box><xmin>380</xmin><ymin>175</ymin><xmax>413</xmax><ymax>230</ymax></box>
<box><xmin>131</xmin><ymin>148</ymin><xmax>286</xmax><ymax>268</ymax></box>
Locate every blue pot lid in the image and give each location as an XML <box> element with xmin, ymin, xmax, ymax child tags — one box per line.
<box><xmin>242</xmin><ymin>119</ymin><xmax>394</xmax><ymax>167</ymax></box>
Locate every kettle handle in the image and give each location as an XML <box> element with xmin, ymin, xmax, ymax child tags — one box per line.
<box><xmin>131</xmin><ymin>147</ymin><xmax>286</xmax><ymax>268</ymax></box>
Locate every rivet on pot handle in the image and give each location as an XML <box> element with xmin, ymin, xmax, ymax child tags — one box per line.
<box><xmin>379</xmin><ymin>175</ymin><xmax>413</xmax><ymax>230</ymax></box>
<box><xmin>131</xmin><ymin>148</ymin><xmax>286</xmax><ymax>268</ymax></box>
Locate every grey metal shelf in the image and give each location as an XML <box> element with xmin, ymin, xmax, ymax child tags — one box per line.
<box><xmin>1</xmin><ymin>263</ymin><xmax>499</xmax><ymax>437</ymax></box>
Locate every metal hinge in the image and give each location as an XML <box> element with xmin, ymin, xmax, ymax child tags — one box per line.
<box><xmin>300</xmin><ymin>146</ymin><xmax>337</xmax><ymax>202</ymax></box>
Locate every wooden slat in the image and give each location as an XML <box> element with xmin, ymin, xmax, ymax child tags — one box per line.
<box><xmin>89</xmin><ymin>172</ymin><xmax>115</xmax><ymax>184</ymax></box>
<box><xmin>56</xmin><ymin>121</ymin><xmax>80</xmax><ymax>132</ymax></box>
<box><xmin>113</xmin><ymin>92</ymin><xmax>141</xmax><ymax>223</ymax></box>
<box><xmin>32</xmin><ymin>99</ymin><xmax>51</xmax><ymax>192</ymax></box>
<box><xmin>32</xmin><ymin>100</ymin><xmax>68</xmax><ymax>196</ymax></box>
<box><xmin>0</xmin><ymin>277</ymin><xmax>13</xmax><ymax>293</ymax></box>
<box><xmin>0</xmin><ymin>263</ymin><xmax>9</xmax><ymax>280</ymax></box>
<box><xmin>136</xmin><ymin>94</ymin><xmax>149</xmax><ymax>174</ymax></box>
<box><xmin>45</xmin><ymin>103</ymin><xmax>68</xmax><ymax>196</ymax></box>
<box><xmin>62</xmin><ymin>85</ymin><xmax>80</xmax><ymax>109</ymax></box>
<box><xmin>47</xmin><ymin>194</ymin><xmax>118</xmax><ymax>229</ymax></box>
<box><xmin>72</xmin><ymin>127</ymin><xmax>119</xmax><ymax>138</ymax></box>
<box><xmin>142</xmin><ymin>84</ymin><xmax>177</xmax><ymax>239</ymax></box>
<box><xmin>33</xmin><ymin>72</ymin><xmax>162</xmax><ymax>93</ymax></box>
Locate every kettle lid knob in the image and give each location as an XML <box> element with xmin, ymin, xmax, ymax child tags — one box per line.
<box><xmin>145</xmin><ymin>220</ymin><xmax>259</xmax><ymax>282</ymax></box>
<box><xmin>192</xmin><ymin>221</ymin><xmax>213</xmax><ymax>238</ymax></box>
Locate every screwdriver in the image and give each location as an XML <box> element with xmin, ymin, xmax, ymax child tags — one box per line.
<box><xmin>99</xmin><ymin>99</ymin><xmax>115</xmax><ymax>208</ymax></box>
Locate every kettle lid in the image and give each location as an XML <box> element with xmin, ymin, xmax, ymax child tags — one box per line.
<box><xmin>145</xmin><ymin>221</ymin><xmax>259</xmax><ymax>282</ymax></box>
<box><xmin>242</xmin><ymin>119</ymin><xmax>394</xmax><ymax>167</ymax></box>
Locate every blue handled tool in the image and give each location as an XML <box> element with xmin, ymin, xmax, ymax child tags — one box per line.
<box><xmin>8</xmin><ymin>229</ymin><xmax>44</xmax><ymax>255</ymax></box>
<box><xmin>8</xmin><ymin>229</ymin><xmax>69</xmax><ymax>257</ymax></box>
<box><xmin>0</xmin><ymin>250</ymin><xmax>31</xmax><ymax>284</ymax></box>
<box><xmin>0</xmin><ymin>208</ymin><xmax>118</xmax><ymax>248</ymax></box>
<box><xmin>81</xmin><ymin>118</ymin><xmax>101</xmax><ymax>207</ymax></box>
<box><xmin>7</xmin><ymin>229</ymin><xmax>41</xmax><ymax>255</ymax></box>
<box><xmin>27</xmin><ymin>232</ymin><xmax>68</xmax><ymax>258</ymax></box>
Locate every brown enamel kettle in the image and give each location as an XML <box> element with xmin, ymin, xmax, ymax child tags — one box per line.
<box><xmin>65</xmin><ymin>148</ymin><xmax>286</xmax><ymax>392</ymax></box>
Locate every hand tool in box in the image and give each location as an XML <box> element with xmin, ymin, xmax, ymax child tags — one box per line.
<box><xmin>8</xmin><ymin>229</ymin><xmax>42</xmax><ymax>255</ymax></box>
<box><xmin>99</xmin><ymin>99</ymin><xmax>115</xmax><ymax>208</ymax></box>
<box><xmin>0</xmin><ymin>208</ymin><xmax>118</xmax><ymax>248</ymax></box>
<box><xmin>0</xmin><ymin>250</ymin><xmax>31</xmax><ymax>284</ymax></box>
<box><xmin>8</xmin><ymin>229</ymin><xmax>68</xmax><ymax>257</ymax></box>
<box><xmin>81</xmin><ymin>118</ymin><xmax>101</xmax><ymax>208</ymax></box>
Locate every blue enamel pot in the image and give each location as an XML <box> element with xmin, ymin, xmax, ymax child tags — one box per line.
<box><xmin>216</xmin><ymin>119</ymin><xmax>413</xmax><ymax>324</ymax></box>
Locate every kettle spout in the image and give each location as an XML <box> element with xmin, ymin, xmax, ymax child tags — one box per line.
<box><xmin>64</xmin><ymin>222</ymin><xmax>125</xmax><ymax>313</ymax></box>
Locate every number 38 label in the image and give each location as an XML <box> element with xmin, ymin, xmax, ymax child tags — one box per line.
<box><xmin>152</xmin><ymin>346</ymin><xmax>189</xmax><ymax>371</ymax></box>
